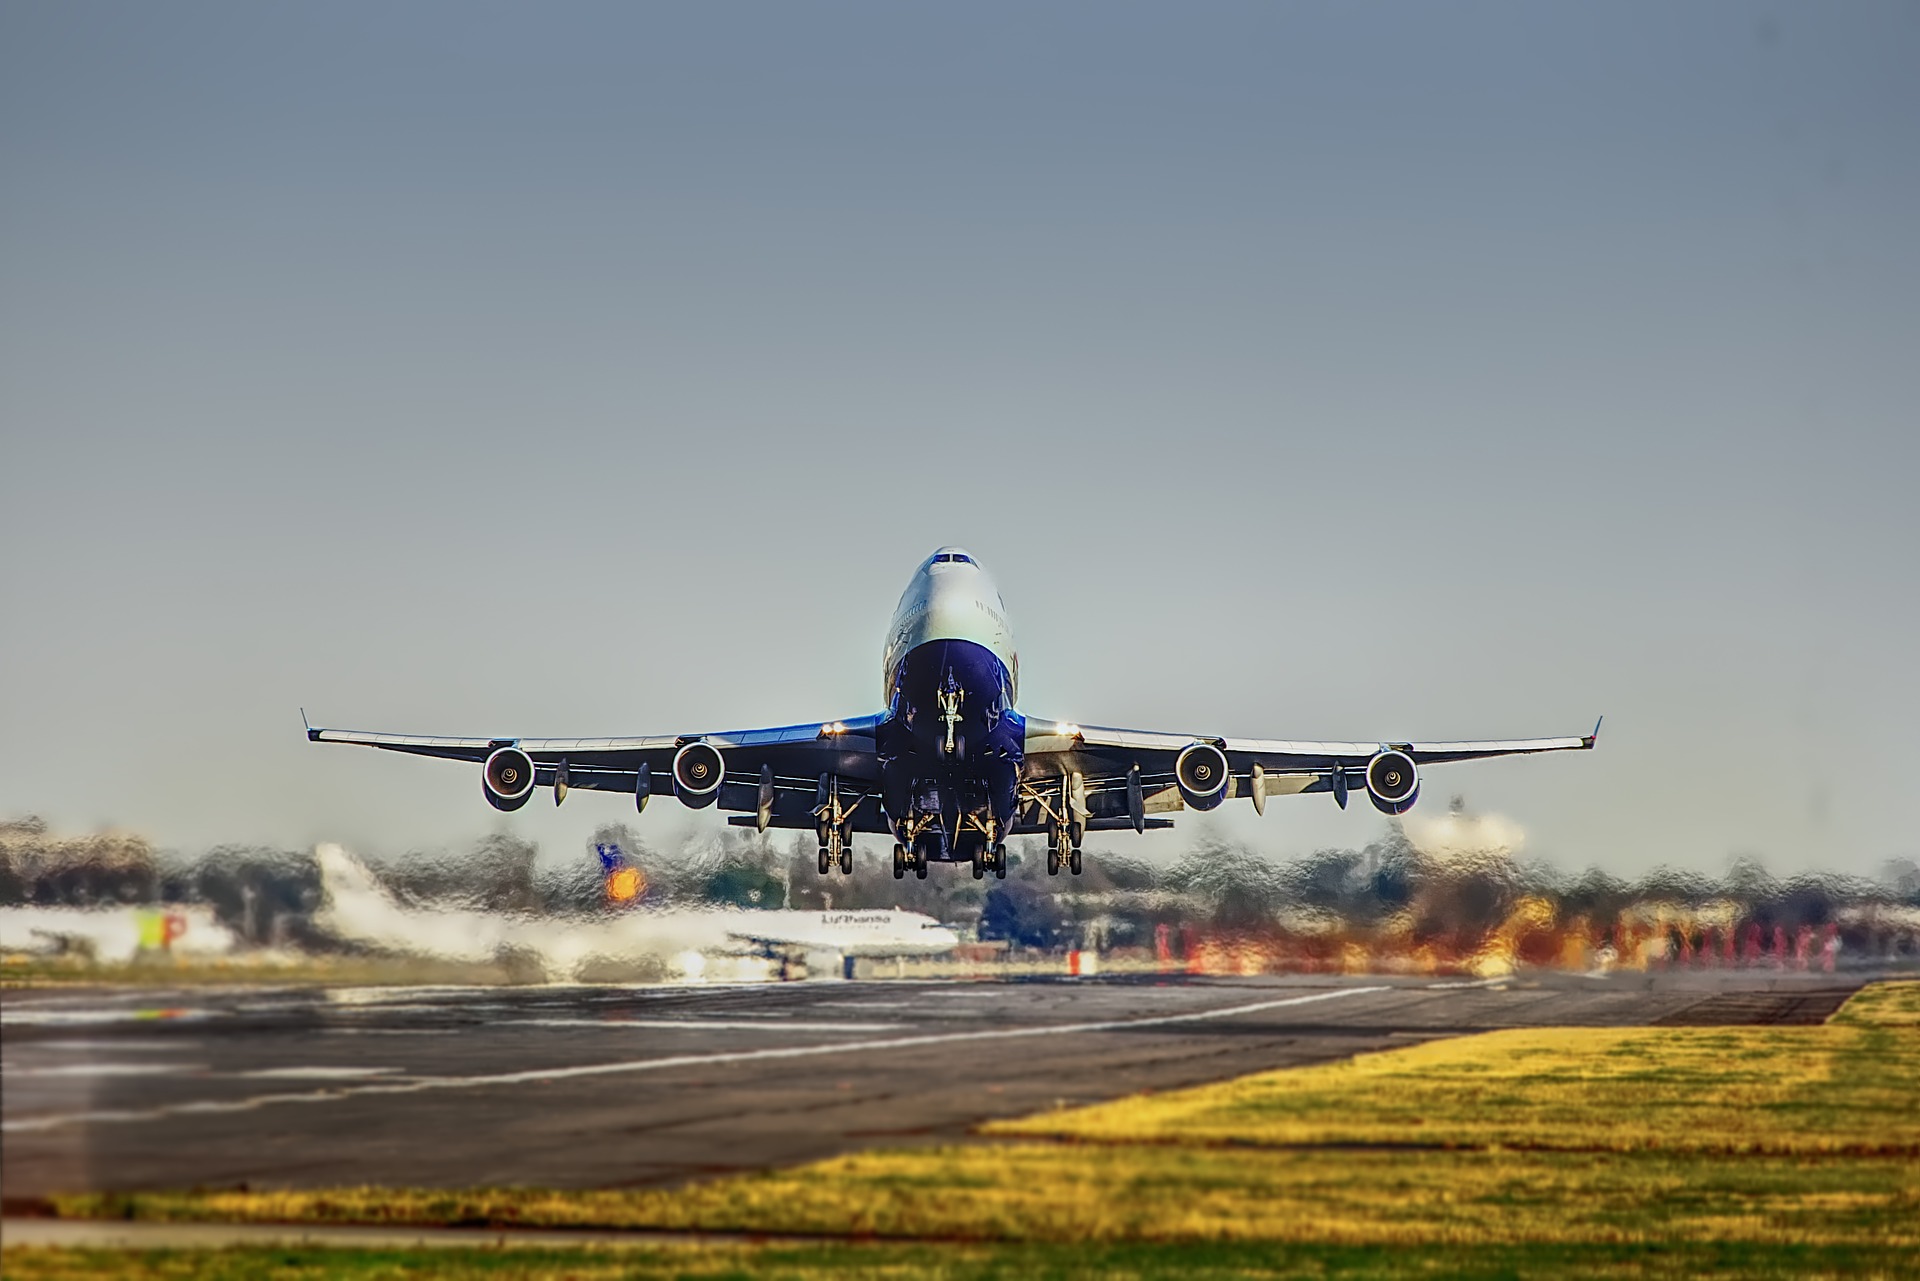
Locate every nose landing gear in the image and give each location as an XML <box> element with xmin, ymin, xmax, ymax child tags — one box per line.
<box><xmin>937</xmin><ymin>670</ymin><xmax>965</xmax><ymax>759</ymax></box>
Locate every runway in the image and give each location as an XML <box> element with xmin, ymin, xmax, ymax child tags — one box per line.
<box><xmin>0</xmin><ymin>971</ymin><xmax>1867</xmax><ymax>1201</ymax></box>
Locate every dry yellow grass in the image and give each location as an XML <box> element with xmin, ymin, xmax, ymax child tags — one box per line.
<box><xmin>986</xmin><ymin>979</ymin><xmax>1920</xmax><ymax>1155</ymax></box>
<box><xmin>62</xmin><ymin>1146</ymin><xmax>1920</xmax><ymax>1247</ymax></box>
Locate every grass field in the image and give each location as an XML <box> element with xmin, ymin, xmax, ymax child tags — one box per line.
<box><xmin>16</xmin><ymin>980</ymin><xmax>1919</xmax><ymax>1277</ymax></box>
<box><xmin>8</xmin><ymin>1240</ymin><xmax>1917</xmax><ymax>1280</ymax></box>
<box><xmin>984</xmin><ymin>974</ymin><xmax>1920</xmax><ymax>1156</ymax></box>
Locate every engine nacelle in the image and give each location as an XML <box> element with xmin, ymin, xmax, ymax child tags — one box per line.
<box><xmin>672</xmin><ymin>741</ymin><xmax>725</xmax><ymax>808</ymax></box>
<box><xmin>1175</xmin><ymin>741</ymin><xmax>1232</xmax><ymax>812</ymax></box>
<box><xmin>482</xmin><ymin>746</ymin><xmax>537</xmax><ymax>812</ymax></box>
<box><xmin>1365</xmin><ymin>749</ymin><xmax>1420</xmax><ymax>815</ymax></box>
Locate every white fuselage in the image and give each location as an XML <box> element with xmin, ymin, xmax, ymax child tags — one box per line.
<box><xmin>312</xmin><ymin>845</ymin><xmax>958</xmax><ymax>980</ymax></box>
<box><xmin>881</xmin><ymin>548</ymin><xmax>1018</xmax><ymax>707</ymax></box>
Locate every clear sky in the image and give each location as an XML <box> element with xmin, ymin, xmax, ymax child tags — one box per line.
<box><xmin>2</xmin><ymin>2</ymin><xmax>1915</xmax><ymax>880</ymax></box>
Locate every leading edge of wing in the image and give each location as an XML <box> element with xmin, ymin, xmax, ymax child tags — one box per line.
<box><xmin>305</xmin><ymin>712</ymin><xmax>884</xmax><ymax>756</ymax></box>
<box><xmin>1026</xmin><ymin>716</ymin><xmax>1600</xmax><ymax>770</ymax></box>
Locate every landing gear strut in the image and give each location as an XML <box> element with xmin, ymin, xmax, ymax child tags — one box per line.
<box><xmin>815</xmin><ymin>775</ymin><xmax>858</xmax><ymax>876</ymax></box>
<box><xmin>1046</xmin><ymin>821</ymin><xmax>1084</xmax><ymax>876</ymax></box>
<box><xmin>817</xmin><ymin>820</ymin><xmax>853</xmax><ymax>876</ymax></box>
<box><xmin>893</xmin><ymin>842</ymin><xmax>929</xmax><ymax>880</ymax></box>
<box><xmin>971</xmin><ymin>843</ymin><xmax>1009</xmax><ymax>881</ymax></box>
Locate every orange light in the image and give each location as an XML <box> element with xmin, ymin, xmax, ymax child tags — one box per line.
<box><xmin>607</xmin><ymin>867</ymin><xmax>645</xmax><ymax>903</ymax></box>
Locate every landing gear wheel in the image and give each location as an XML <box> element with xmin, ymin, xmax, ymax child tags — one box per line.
<box><xmin>1069</xmin><ymin>847</ymin><xmax>1083</xmax><ymax>876</ymax></box>
<box><xmin>818</xmin><ymin>846</ymin><xmax>831</xmax><ymax>875</ymax></box>
<box><xmin>971</xmin><ymin>849</ymin><xmax>985</xmax><ymax>880</ymax></box>
<box><xmin>892</xmin><ymin>843</ymin><xmax>906</xmax><ymax>880</ymax></box>
<box><xmin>992</xmin><ymin>843</ymin><xmax>1007</xmax><ymax>880</ymax></box>
<box><xmin>1047</xmin><ymin>847</ymin><xmax>1061</xmax><ymax>876</ymax></box>
<box><xmin>915</xmin><ymin>853</ymin><xmax>928</xmax><ymax>880</ymax></box>
<box><xmin>838</xmin><ymin>843</ymin><xmax>853</xmax><ymax>875</ymax></box>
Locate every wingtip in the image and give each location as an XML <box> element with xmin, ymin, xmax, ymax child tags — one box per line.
<box><xmin>1584</xmin><ymin>715</ymin><xmax>1604</xmax><ymax>748</ymax></box>
<box><xmin>302</xmin><ymin>708</ymin><xmax>321</xmax><ymax>742</ymax></box>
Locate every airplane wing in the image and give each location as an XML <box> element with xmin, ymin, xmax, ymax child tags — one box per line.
<box><xmin>306</xmin><ymin>713</ymin><xmax>893</xmax><ymax>831</ymax></box>
<box><xmin>719</xmin><ymin>924</ymin><xmax>957</xmax><ymax>958</ymax></box>
<box><xmin>1016</xmin><ymin>717</ymin><xmax>1600</xmax><ymax>830</ymax></box>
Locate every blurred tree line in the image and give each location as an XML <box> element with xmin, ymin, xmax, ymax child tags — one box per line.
<box><xmin>4</xmin><ymin>813</ymin><xmax>1917</xmax><ymax>959</ymax></box>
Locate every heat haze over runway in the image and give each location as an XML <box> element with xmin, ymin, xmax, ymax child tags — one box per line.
<box><xmin>0</xmin><ymin>971</ymin><xmax>1871</xmax><ymax>1202</ymax></box>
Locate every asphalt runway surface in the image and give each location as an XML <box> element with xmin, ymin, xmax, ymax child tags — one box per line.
<box><xmin>0</xmin><ymin>970</ymin><xmax>1869</xmax><ymax>1202</ymax></box>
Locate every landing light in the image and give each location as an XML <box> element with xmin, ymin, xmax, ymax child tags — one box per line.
<box><xmin>820</xmin><ymin>721</ymin><xmax>848</xmax><ymax>736</ymax></box>
<box><xmin>1058</xmin><ymin>723</ymin><xmax>1083</xmax><ymax>739</ymax></box>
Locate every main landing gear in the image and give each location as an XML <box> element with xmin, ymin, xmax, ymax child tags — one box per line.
<box><xmin>892</xmin><ymin>843</ymin><xmax>928</xmax><ymax>880</ymax></box>
<box><xmin>1046</xmin><ymin>821</ymin><xmax>1084</xmax><ymax>877</ymax></box>
<box><xmin>817</xmin><ymin>821</ymin><xmax>853</xmax><ymax>876</ymax></box>
<box><xmin>971</xmin><ymin>843</ymin><xmax>1008</xmax><ymax>881</ymax></box>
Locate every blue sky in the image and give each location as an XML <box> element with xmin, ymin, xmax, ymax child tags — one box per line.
<box><xmin>2</xmin><ymin>2</ymin><xmax>1915</xmax><ymax>877</ymax></box>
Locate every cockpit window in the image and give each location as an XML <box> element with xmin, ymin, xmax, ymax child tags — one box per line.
<box><xmin>933</xmin><ymin>553</ymin><xmax>975</xmax><ymax>565</ymax></box>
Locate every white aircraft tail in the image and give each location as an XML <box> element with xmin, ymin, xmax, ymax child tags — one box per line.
<box><xmin>315</xmin><ymin>843</ymin><xmax>396</xmax><ymax>910</ymax></box>
<box><xmin>313</xmin><ymin>842</ymin><xmax>425</xmax><ymax>953</ymax></box>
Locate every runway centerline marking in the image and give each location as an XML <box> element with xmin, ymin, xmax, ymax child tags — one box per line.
<box><xmin>0</xmin><ymin>986</ymin><xmax>1387</xmax><ymax>1135</ymax></box>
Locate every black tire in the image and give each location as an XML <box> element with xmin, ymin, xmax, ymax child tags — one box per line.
<box><xmin>838</xmin><ymin>845</ymin><xmax>853</xmax><ymax>875</ymax></box>
<box><xmin>818</xmin><ymin>846</ymin><xmax>830</xmax><ymax>875</ymax></box>
<box><xmin>972</xmin><ymin>857</ymin><xmax>985</xmax><ymax>880</ymax></box>
<box><xmin>1047</xmin><ymin>848</ymin><xmax>1061</xmax><ymax>876</ymax></box>
<box><xmin>1069</xmin><ymin>848</ymin><xmax>1083</xmax><ymax>875</ymax></box>
<box><xmin>915</xmin><ymin>857</ymin><xmax>928</xmax><ymax>880</ymax></box>
<box><xmin>892</xmin><ymin>844</ymin><xmax>905</xmax><ymax>879</ymax></box>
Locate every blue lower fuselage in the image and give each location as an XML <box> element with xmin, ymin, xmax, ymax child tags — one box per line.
<box><xmin>876</xmin><ymin>638</ymin><xmax>1024</xmax><ymax>860</ymax></box>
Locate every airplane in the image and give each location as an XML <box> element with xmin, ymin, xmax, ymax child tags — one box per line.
<box><xmin>308</xmin><ymin>547</ymin><xmax>1597</xmax><ymax>882</ymax></box>
<box><xmin>313</xmin><ymin>844</ymin><xmax>957</xmax><ymax>981</ymax></box>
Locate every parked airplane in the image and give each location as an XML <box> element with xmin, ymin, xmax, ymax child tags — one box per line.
<box><xmin>313</xmin><ymin>845</ymin><xmax>956</xmax><ymax>980</ymax></box>
<box><xmin>309</xmin><ymin>548</ymin><xmax>1596</xmax><ymax>882</ymax></box>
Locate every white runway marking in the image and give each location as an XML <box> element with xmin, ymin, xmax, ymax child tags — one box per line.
<box><xmin>3</xmin><ymin>1063</ymin><xmax>203</xmax><ymax>1078</ymax></box>
<box><xmin>239</xmin><ymin>1067</ymin><xmax>404</xmax><ymax>1080</ymax></box>
<box><xmin>0</xmin><ymin>1007</ymin><xmax>213</xmax><ymax>1027</ymax></box>
<box><xmin>5</xmin><ymin>1039</ymin><xmax>187</xmax><ymax>1054</ymax></box>
<box><xmin>814</xmin><ymin>1001</ymin><xmax>918</xmax><ymax>1010</ymax></box>
<box><xmin>0</xmin><ymin>986</ymin><xmax>1388</xmax><ymax>1135</ymax></box>
<box><xmin>510</xmin><ymin>1018</ymin><xmax>905</xmax><ymax>1032</ymax></box>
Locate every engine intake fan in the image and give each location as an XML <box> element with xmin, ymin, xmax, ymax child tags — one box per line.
<box><xmin>1175</xmin><ymin>742</ymin><xmax>1232</xmax><ymax>811</ymax></box>
<box><xmin>1365</xmin><ymin>749</ymin><xmax>1420</xmax><ymax>815</ymax></box>
<box><xmin>673</xmin><ymin>741</ymin><xmax>726</xmax><ymax>808</ymax></box>
<box><xmin>482</xmin><ymin>746</ymin><xmax>537</xmax><ymax>812</ymax></box>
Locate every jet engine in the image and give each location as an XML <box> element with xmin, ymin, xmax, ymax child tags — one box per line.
<box><xmin>482</xmin><ymin>746</ymin><xmax>537</xmax><ymax>812</ymax></box>
<box><xmin>1365</xmin><ymin>749</ymin><xmax>1420</xmax><ymax>815</ymax></box>
<box><xmin>672</xmin><ymin>741</ymin><xmax>725</xmax><ymax>808</ymax></box>
<box><xmin>1175</xmin><ymin>741</ymin><xmax>1232</xmax><ymax>811</ymax></box>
